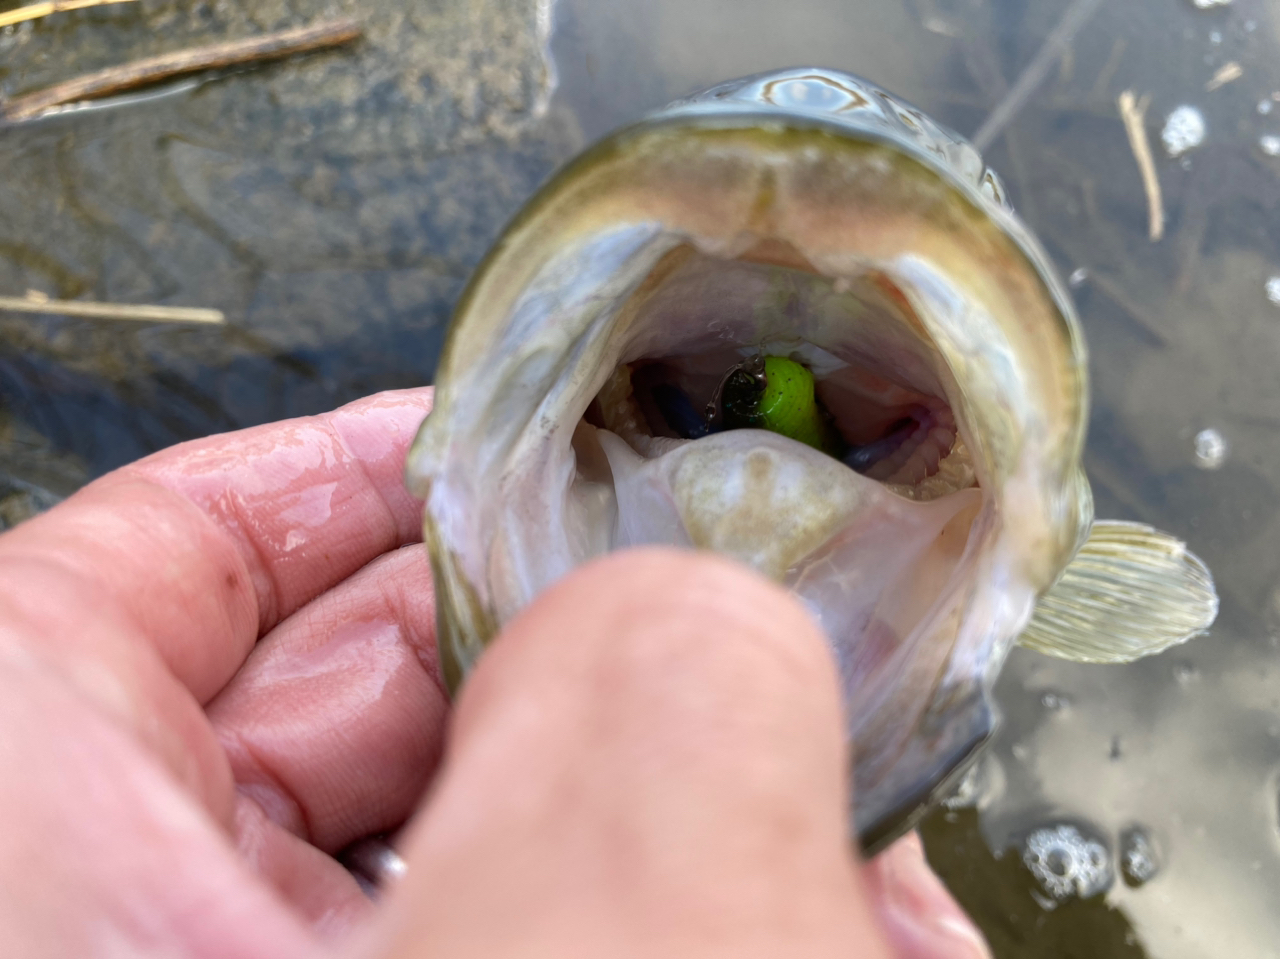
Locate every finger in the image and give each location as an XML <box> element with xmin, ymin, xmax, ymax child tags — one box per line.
<box><xmin>370</xmin><ymin>548</ymin><xmax>894</xmax><ymax>959</ymax></box>
<box><xmin>232</xmin><ymin>792</ymin><xmax>374</xmax><ymax>936</ymax></box>
<box><xmin>0</xmin><ymin>503</ymin><xmax>240</xmax><ymax>819</ymax></box>
<box><xmin>0</xmin><ymin>387</ymin><xmax>432</xmax><ymax>815</ymax></box>
<box><xmin>862</xmin><ymin>833</ymin><xmax>993</xmax><ymax>959</ymax></box>
<box><xmin>2</xmin><ymin>387</ymin><xmax>433</xmax><ymax>705</ymax></box>
<box><xmin>0</xmin><ymin>645</ymin><xmax>318</xmax><ymax>959</ymax></box>
<box><xmin>209</xmin><ymin>545</ymin><xmax>444</xmax><ymax>853</ymax></box>
<box><xmin>123</xmin><ymin>386</ymin><xmax>435</xmax><ymax>641</ymax></box>
<box><xmin>0</xmin><ymin>477</ymin><xmax>259</xmax><ymax>705</ymax></box>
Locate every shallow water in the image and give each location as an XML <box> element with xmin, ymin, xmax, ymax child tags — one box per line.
<box><xmin>4</xmin><ymin>0</ymin><xmax>1280</xmax><ymax>955</ymax></box>
<box><xmin>0</xmin><ymin>0</ymin><xmax>573</xmax><ymax>490</ymax></box>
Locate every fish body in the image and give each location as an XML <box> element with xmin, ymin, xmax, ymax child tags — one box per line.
<box><xmin>406</xmin><ymin>69</ymin><xmax>1218</xmax><ymax>850</ymax></box>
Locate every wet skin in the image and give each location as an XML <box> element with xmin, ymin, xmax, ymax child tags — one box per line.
<box><xmin>0</xmin><ymin>386</ymin><xmax>990</xmax><ymax>958</ymax></box>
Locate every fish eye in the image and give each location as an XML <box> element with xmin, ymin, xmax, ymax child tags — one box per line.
<box><xmin>759</xmin><ymin>75</ymin><xmax>871</xmax><ymax>115</ymax></box>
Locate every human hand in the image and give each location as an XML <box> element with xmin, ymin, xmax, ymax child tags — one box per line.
<box><xmin>0</xmin><ymin>387</ymin><xmax>990</xmax><ymax>958</ymax></box>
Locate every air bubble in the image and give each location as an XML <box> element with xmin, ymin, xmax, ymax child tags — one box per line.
<box><xmin>1260</xmin><ymin>100</ymin><xmax>1274</xmax><ymax>116</ymax></box>
<box><xmin>1068</xmin><ymin>267</ymin><xmax>1088</xmax><ymax>288</ymax></box>
<box><xmin>1266</xmin><ymin>276</ymin><xmax>1280</xmax><ymax>306</ymax></box>
<box><xmin>1188</xmin><ymin>0</ymin><xmax>1231</xmax><ymax>7</ymax></box>
<box><xmin>1023</xmin><ymin>824</ymin><xmax>1113</xmax><ymax>900</ymax></box>
<box><xmin>1162</xmin><ymin>106</ymin><xmax>1206</xmax><ymax>157</ymax></box>
<box><xmin>1042</xmin><ymin>691</ymin><xmax>1070</xmax><ymax>711</ymax></box>
<box><xmin>1193</xmin><ymin>428</ymin><xmax>1228</xmax><ymax>469</ymax></box>
<box><xmin>1120</xmin><ymin>827</ymin><xmax>1160</xmax><ymax>886</ymax></box>
<box><xmin>1173</xmin><ymin>661</ymin><xmax>1199</xmax><ymax>686</ymax></box>
<box><xmin>1261</xmin><ymin>135</ymin><xmax>1280</xmax><ymax>157</ymax></box>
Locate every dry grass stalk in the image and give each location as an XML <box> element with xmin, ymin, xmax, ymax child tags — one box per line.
<box><xmin>0</xmin><ymin>0</ymin><xmax>136</xmax><ymax>30</ymax></box>
<box><xmin>1117</xmin><ymin>90</ymin><xmax>1164</xmax><ymax>242</ymax></box>
<box><xmin>2</xmin><ymin>17</ymin><xmax>361</xmax><ymax>122</ymax></box>
<box><xmin>1205</xmin><ymin>62</ymin><xmax>1243</xmax><ymax>92</ymax></box>
<box><xmin>971</xmin><ymin>0</ymin><xmax>1103</xmax><ymax>151</ymax></box>
<box><xmin>0</xmin><ymin>290</ymin><xmax>225</xmax><ymax>324</ymax></box>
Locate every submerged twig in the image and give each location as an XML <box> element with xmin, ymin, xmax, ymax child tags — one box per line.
<box><xmin>971</xmin><ymin>0</ymin><xmax>1104</xmax><ymax>151</ymax></box>
<box><xmin>2</xmin><ymin>18</ymin><xmax>361</xmax><ymax>122</ymax></box>
<box><xmin>0</xmin><ymin>290</ymin><xmax>225</xmax><ymax>324</ymax></box>
<box><xmin>1117</xmin><ymin>90</ymin><xmax>1164</xmax><ymax>242</ymax></box>
<box><xmin>0</xmin><ymin>0</ymin><xmax>135</xmax><ymax>30</ymax></box>
<box><xmin>1205</xmin><ymin>61</ymin><xmax>1242</xmax><ymax>92</ymax></box>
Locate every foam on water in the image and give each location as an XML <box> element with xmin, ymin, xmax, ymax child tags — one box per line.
<box><xmin>1193</xmin><ymin>428</ymin><xmax>1228</xmax><ymax>469</ymax></box>
<box><xmin>1161</xmin><ymin>106</ymin><xmax>1206</xmax><ymax>157</ymax></box>
<box><xmin>1023</xmin><ymin>824</ymin><xmax>1113</xmax><ymax>900</ymax></box>
<box><xmin>1121</xmin><ymin>826</ymin><xmax>1161</xmax><ymax>886</ymax></box>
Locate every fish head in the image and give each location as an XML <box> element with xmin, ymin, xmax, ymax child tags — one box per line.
<box><xmin>407</xmin><ymin>69</ymin><xmax>1206</xmax><ymax>848</ymax></box>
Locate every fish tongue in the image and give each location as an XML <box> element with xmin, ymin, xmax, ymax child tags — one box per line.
<box><xmin>595</xmin><ymin>427</ymin><xmax>978</xmax><ymax>600</ymax></box>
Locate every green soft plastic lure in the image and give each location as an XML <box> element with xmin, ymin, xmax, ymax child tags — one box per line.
<box><xmin>721</xmin><ymin>355</ymin><xmax>842</xmax><ymax>455</ymax></box>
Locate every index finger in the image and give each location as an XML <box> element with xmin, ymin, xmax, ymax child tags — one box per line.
<box><xmin>0</xmin><ymin>387</ymin><xmax>433</xmax><ymax>706</ymax></box>
<box><xmin>126</xmin><ymin>387</ymin><xmax>434</xmax><ymax>635</ymax></box>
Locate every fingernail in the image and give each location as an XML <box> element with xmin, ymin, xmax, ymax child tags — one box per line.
<box><xmin>864</xmin><ymin>833</ymin><xmax>994</xmax><ymax>959</ymax></box>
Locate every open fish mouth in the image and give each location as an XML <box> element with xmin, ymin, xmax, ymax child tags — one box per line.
<box><xmin>407</xmin><ymin>69</ymin><xmax>1218</xmax><ymax>850</ymax></box>
<box><xmin>589</xmin><ymin>257</ymin><xmax>973</xmax><ymax>498</ymax></box>
<box><xmin>571</xmin><ymin>244</ymin><xmax>997</xmax><ymax>846</ymax></box>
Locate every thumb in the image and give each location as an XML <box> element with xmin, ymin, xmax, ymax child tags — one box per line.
<box><xmin>358</xmin><ymin>548</ymin><xmax>892</xmax><ymax>958</ymax></box>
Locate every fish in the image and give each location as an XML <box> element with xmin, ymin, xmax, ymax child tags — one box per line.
<box><xmin>404</xmin><ymin>68</ymin><xmax>1219</xmax><ymax>851</ymax></box>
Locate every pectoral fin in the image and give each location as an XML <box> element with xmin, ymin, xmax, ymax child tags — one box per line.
<box><xmin>1017</xmin><ymin>521</ymin><xmax>1218</xmax><ymax>663</ymax></box>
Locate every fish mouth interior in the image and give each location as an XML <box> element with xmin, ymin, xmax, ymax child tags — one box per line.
<box><xmin>582</xmin><ymin>241</ymin><xmax>979</xmax><ymax>502</ymax></box>
<box><xmin>559</xmin><ymin>240</ymin><xmax>988</xmax><ymax>762</ymax></box>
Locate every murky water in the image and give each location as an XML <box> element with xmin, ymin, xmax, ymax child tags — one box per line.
<box><xmin>0</xmin><ymin>0</ymin><xmax>574</xmax><ymax>496</ymax></box>
<box><xmin>4</xmin><ymin>0</ymin><xmax>1280</xmax><ymax>955</ymax></box>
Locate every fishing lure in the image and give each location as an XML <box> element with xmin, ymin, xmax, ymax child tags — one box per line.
<box><xmin>724</xmin><ymin>355</ymin><xmax>840</xmax><ymax>453</ymax></box>
<box><xmin>660</xmin><ymin>354</ymin><xmax>894</xmax><ymax>469</ymax></box>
